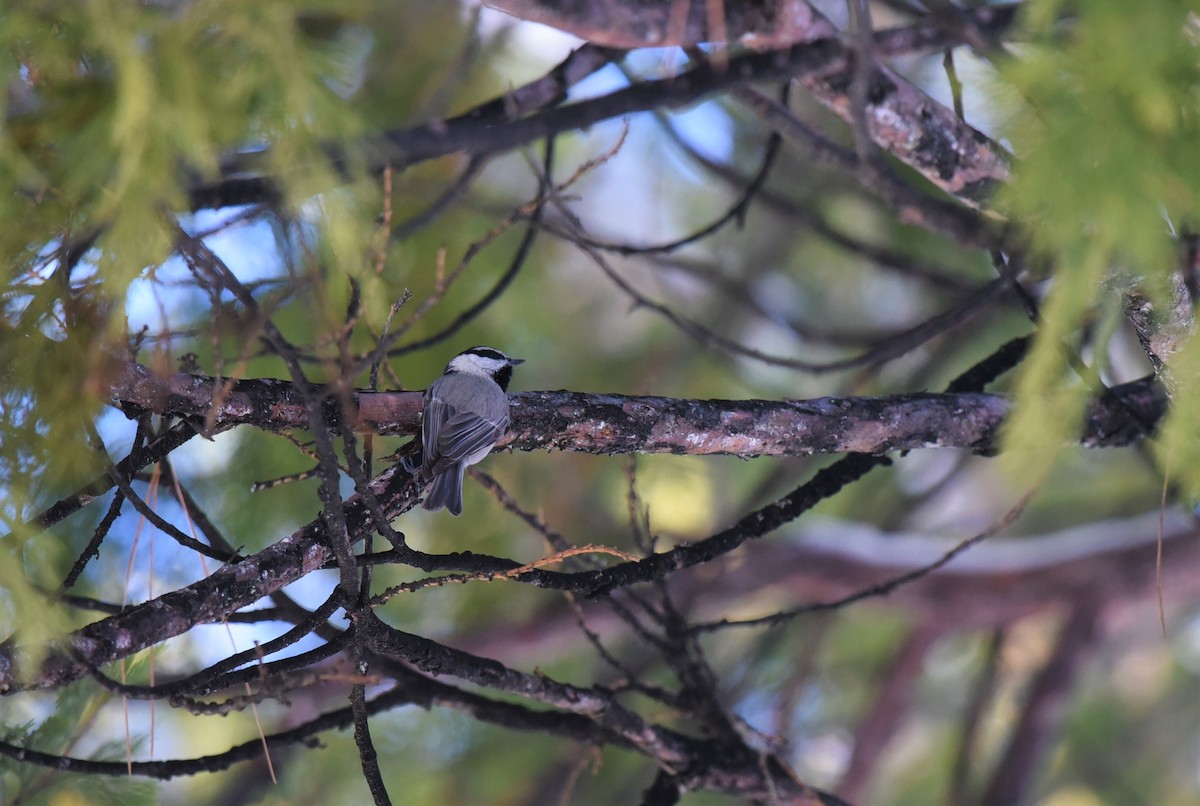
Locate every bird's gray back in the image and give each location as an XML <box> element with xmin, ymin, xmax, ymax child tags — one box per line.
<box><xmin>427</xmin><ymin>372</ymin><xmax>511</xmax><ymax>422</ymax></box>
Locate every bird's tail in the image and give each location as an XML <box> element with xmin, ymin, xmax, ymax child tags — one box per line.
<box><xmin>422</xmin><ymin>468</ymin><xmax>464</xmax><ymax>516</ymax></box>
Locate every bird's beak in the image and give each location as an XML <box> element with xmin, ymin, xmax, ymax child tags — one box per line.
<box><xmin>510</xmin><ymin>358</ymin><xmax>525</xmax><ymax>365</ymax></box>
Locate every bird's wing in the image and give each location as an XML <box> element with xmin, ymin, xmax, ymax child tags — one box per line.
<box><xmin>430</xmin><ymin>407</ymin><xmax>508</xmax><ymax>472</ymax></box>
<box><xmin>421</xmin><ymin>379</ymin><xmax>510</xmax><ymax>477</ymax></box>
<box><xmin>421</xmin><ymin>392</ymin><xmax>449</xmax><ymax>475</ymax></box>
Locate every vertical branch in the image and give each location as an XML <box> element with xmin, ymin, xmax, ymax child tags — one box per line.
<box><xmin>980</xmin><ymin>604</ymin><xmax>1102</xmax><ymax>805</ymax></box>
<box><xmin>837</xmin><ymin>624</ymin><xmax>939</xmax><ymax>802</ymax></box>
<box><xmin>351</xmin><ymin>624</ymin><xmax>391</xmax><ymax>805</ymax></box>
<box><xmin>947</xmin><ymin>629</ymin><xmax>1005</xmax><ymax>806</ymax></box>
<box><xmin>847</xmin><ymin>0</ymin><xmax>878</xmax><ymax>165</ymax></box>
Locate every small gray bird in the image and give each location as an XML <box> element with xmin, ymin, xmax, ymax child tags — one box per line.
<box><xmin>420</xmin><ymin>346</ymin><xmax>524</xmax><ymax>515</ymax></box>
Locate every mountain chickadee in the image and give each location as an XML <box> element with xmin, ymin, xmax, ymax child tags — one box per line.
<box><xmin>420</xmin><ymin>346</ymin><xmax>524</xmax><ymax>515</ymax></box>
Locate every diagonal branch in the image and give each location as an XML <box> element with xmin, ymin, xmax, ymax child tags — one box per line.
<box><xmin>485</xmin><ymin>0</ymin><xmax>1019</xmax><ymax>51</ymax></box>
<box><xmin>194</xmin><ymin>9</ymin><xmax>1015</xmax><ymax>217</ymax></box>
<box><xmin>2</xmin><ymin>351</ymin><xmax>1164</xmax><ymax>693</ymax></box>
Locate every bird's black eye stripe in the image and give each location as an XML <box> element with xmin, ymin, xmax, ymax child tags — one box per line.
<box><xmin>494</xmin><ymin>364</ymin><xmax>514</xmax><ymax>391</ymax></box>
<box><xmin>466</xmin><ymin>347</ymin><xmax>506</xmax><ymax>361</ymax></box>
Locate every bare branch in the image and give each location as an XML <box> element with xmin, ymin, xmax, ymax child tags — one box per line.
<box><xmin>197</xmin><ymin>12</ymin><xmax>1013</xmax><ymax>219</ymax></box>
<box><xmin>102</xmin><ymin>360</ymin><xmax>1164</xmax><ymax>457</ymax></box>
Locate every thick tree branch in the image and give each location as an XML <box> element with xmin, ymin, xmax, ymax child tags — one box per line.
<box><xmin>107</xmin><ymin>359</ymin><xmax>1164</xmax><ymax>457</ymax></box>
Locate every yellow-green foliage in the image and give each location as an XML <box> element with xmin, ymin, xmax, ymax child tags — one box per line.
<box><xmin>0</xmin><ymin>678</ymin><xmax>157</xmax><ymax>804</ymax></box>
<box><xmin>1</xmin><ymin>2</ymin><xmax>370</xmax><ymax>286</ymax></box>
<box><xmin>999</xmin><ymin>0</ymin><xmax>1200</xmax><ymax>486</ymax></box>
<box><xmin>0</xmin><ymin>1</ymin><xmax>376</xmax><ymax>518</ymax></box>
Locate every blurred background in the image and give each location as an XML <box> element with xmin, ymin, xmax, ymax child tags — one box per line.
<box><xmin>3</xmin><ymin>1</ymin><xmax>1200</xmax><ymax>804</ymax></box>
